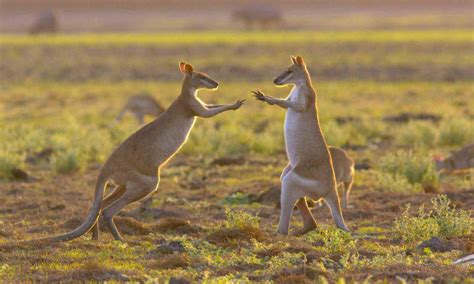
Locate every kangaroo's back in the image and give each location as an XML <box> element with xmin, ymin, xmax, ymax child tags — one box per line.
<box><xmin>451</xmin><ymin>144</ymin><xmax>474</xmax><ymax>169</ymax></box>
<box><xmin>328</xmin><ymin>146</ymin><xmax>354</xmax><ymax>183</ymax></box>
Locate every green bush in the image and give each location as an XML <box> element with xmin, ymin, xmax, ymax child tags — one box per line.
<box><xmin>51</xmin><ymin>149</ymin><xmax>84</xmax><ymax>174</ymax></box>
<box><xmin>50</xmin><ymin>115</ymin><xmax>114</xmax><ymax>173</ymax></box>
<box><xmin>396</xmin><ymin>121</ymin><xmax>438</xmax><ymax>147</ymax></box>
<box><xmin>0</xmin><ymin>151</ymin><xmax>25</xmax><ymax>181</ymax></box>
<box><xmin>219</xmin><ymin>192</ymin><xmax>251</xmax><ymax>206</ymax></box>
<box><xmin>394</xmin><ymin>204</ymin><xmax>440</xmax><ymax>243</ymax></box>
<box><xmin>378</xmin><ymin>151</ymin><xmax>439</xmax><ymax>192</ymax></box>
<box><xmin>305</xmin><ymin>225</ymin><xmax>356</xmax><ymax>254</ymax></box>
<box><xmin>439</xmin><ymin>118</ymin><xmax>474</xmax><ymax>146</ymax></box>
<box><xmin>223</xmin><ymin>208</ymin><xmax>260</xmax><ymax>230</ymax></box>
<box><xmin>432</xmin><ymin>195</ymin><xmax>472</xmax><ymax>238</ymax></box>
<box><xmin>394</xmin><ymin>195</ymin><xmax>472</xmax><ymax>243</ymax></box>
<box><xmin>322</xmin><ymin>120</ymin><xmax>350</xmax><ymax>147</ymax></box>
<box><xmin>376</xmin><ymin>172</ymin><xmax>422</xmax><ymax>193</ymax></box>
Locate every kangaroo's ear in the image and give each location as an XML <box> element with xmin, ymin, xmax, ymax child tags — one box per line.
<box><xmin>179</xmin><ymin>61</ymin><xmax>186</xmax><ymax>73</ymax></box>
<box><xmin>184</xmin><ymin>63</ymin><xmax>194</xmax><ymax>74</ymax></box>
<box><xmin>296</xmin><ymin>56</ymin><xmax>305</xmax><ymax>66</ymax></box>
<box><xmin>290</xmin><ymin>55</ymin><xmax>297</xmax><ymax>64</ymax></box>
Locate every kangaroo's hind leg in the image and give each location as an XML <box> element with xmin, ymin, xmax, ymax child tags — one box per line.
<box><xmin>277</xmin><ymin>172</ymin><xmax>305</xmax><ymax>235</ymax></box>
<box><xmin>323</xmin><ymin>186</ymin><xmax>350</xmax><ymax>231</ymax></box>
<box><xmin>293</xmin><ymin>197</ymin><xmax>317</xmax><ymax>236</ymax></box>
<box><xmin>103</xmin><ymin>173</ymin><xmax>158</xmax><ymax>241</ymax></box>
<box><xmin>342</xmin><ymin>174</ymin><xmax>354</xmax><ymax>209</ymax></box>
<box><xmin>91</xmin><ymin>184</ymin><xmax>126</xmax><ymax>240</ymax></box>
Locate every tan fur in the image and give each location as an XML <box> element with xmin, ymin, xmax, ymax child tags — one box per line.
<box><xmin>327</xmin><ymin>146</ymin><xmax>355</xmax><ymax>209</ymax></box>
<box><xmin>29</xmin><ymin>9</ymin><xmax>58</xmax><ymax>35</ymax></box>
<box><xmin>435</xmin><ymin>144</ymin><xmax>474</xmax><ymax>172</ymax></box>
<box><xmin>253</xmin><ymin>55</ymin><xmax>349</xmax><ymax>235</ymax></box>
<box><xmin>37</xmin><ymin>62</ymin><xmax>244</xmax><ymax>242</ymax></box>
<box><xmin>116</xmin><ymin>94</ymin><xmax>165</xmax><ymax>124</ymax></box>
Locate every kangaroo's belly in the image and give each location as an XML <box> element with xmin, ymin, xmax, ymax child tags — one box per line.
<box><xmin>153</xmin><ymin>117</ymin><xmax>196</xmax><ymax>163</ymax></box>
<box><xmin>119</xmin><ymin>115</ymin><xmax>196</xmax><ymax>176</ymax></box>
<box><xmin>284</xmin><ymin>110</ymin><xmax>322</xmax><ymax>167</ymax></box>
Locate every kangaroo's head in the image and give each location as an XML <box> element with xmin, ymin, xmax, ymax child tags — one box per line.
<box><xmin>273</xmin><ymin>55</ymin><xmax>307</xmax><ymax>86</ymax></box>
<box><xmin>179</xmin><ymin>62</ymin><xmax>219</xmax><ymax>91</ymax></box>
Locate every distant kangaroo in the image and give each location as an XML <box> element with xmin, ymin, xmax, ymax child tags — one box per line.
<box><xmin>37</xmin><ymin>62</ymin><xmax>244</xmax><ymax>242</ymax></box>
<box><xmin>116</xmin><ymin>93</ymin><xmax>165</xmax><ymax>124</ymax></box>
<box><xmin>253</xmin><ymin>55</ymin><xmax>349</xmax><ymax>235</ymax></box>
<box><xmin>315</xmin><ymin>147</ymin><xmax>355</xmax><ymax>209</ymax></box>
<box><xmin>434</xmin><ymin>144</ymin><xmax>474</xmax><ymax>172</ymax></box>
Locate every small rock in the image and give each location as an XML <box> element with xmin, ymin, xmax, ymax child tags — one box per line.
<box><xmin>169</xmin><ymin>277</ymin><xmax>191</xmax><ymax>284</ymax></box>
<box><xmin>418</xmin><ymin>237</ymin><xmax>455</xmax><ymax>252</ymax></box>
<box><xmin>11</xmin><ymin>168</ymin><xmax>29</xmax><ymax>181</ymax></box>
<box><xmin>146</xmin><ymin>241</ymin><xmax>185</xmax><ymax>257</ymax></box>
<box><xmin>211</xmin><ymin>156</ymin><xmax>246</xmax><ymax>166</ymax></box>
<box><xmin>355</xmin><ymin>161</ymin><xmax>371</xmax><ymax>170</ymax></box>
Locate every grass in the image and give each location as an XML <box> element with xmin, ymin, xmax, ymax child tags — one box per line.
<box><xmin>0</xmin><ymin>28</ymin><xmax>472</xmax><ymax>282</ymax></box>
<box><xmin>395</xmin><ymin>195</ymin><xmax>472</xmax><ymax>243</ymax></box>
<box><xmin>377</xmin><ymin>151</ymin><xmax>440</xmax><ymax>193</ymax></box>
<box><xmin>439</xmin><ymin>118</ymin><xmax>474</xmax><ymax>146</ymax></box>
<box><xmin>1</xmin><ymin>30</ymin><xmax>472</xmax><ymax>46</ymax></box>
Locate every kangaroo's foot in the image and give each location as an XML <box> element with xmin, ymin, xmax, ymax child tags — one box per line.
<box><xmin>293</xmin><ymin>222</ymin><xmax>317</xmax><ymax>236</ymax></box>
<box><xmin>293</xmin><ymin>197</ymin><xmax>317</xmax><ymax>236</ymax></box>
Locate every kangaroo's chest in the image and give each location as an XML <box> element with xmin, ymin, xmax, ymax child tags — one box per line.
<box><xmin>157</xmin><ymin>116</ymin><xmax>196</xmax><ymax>156</ymax></box>
<box><xmin>283</xmin><ymin>87</ymin><xmax>321</xmax><ymax>165</ymax></box>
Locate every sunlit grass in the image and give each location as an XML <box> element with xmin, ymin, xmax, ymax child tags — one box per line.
<box><xmin>1</xmin><ymin>30</ymin><xmax>472</xmax><ymax>46</ymax></box>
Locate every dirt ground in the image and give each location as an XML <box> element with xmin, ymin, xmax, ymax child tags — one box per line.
<box><xmin>0</xmin><ymin>153</ymin><xmax>473</xmax><ymax>281</ymax></box>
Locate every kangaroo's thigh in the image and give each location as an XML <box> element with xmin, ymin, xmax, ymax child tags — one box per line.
<box><xmin>282</xmin><ymin>171</ymin><xmax>326</xmax><ymax>199</ymax></box>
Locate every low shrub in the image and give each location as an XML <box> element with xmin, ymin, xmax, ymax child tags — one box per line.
<box><xmin>394</xmin><ymin>195</ymin><xmax>472</xmax><ymax>243</ymax></box>
<box><xmin>306</xmin><ymin>225</ymin><xmax>356</xmax><ymax>254</ymax></box>
<box><xmin>439</xmin><ymin>118</ymin><xmax>474</xmax><ymax>146</ymax></box>
<box><xmin>396</xmin><ymin>121</ymin><xmax>438</xmax><ymax>147</ymax></box>
<box><xmin>223</xmin><ymin>208</ymin><xmax>260</xmax><ymax>230</ymax></box>
<box><xmin>394</xmin><ymin>204</ymin><xmax>440</xmax><ymax>243</ymax></box>
<box><xmin>378</xmin><ymin>151</ymin><xmax>439</xmax><ymax>192</ymax></box>
<box><xmin>431</xmin><ymin>195</ymin><xmax>472</xmax><ymax>238</ymax></box>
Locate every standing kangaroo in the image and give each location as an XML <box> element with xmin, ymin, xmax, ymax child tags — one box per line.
<box><xmin>38</xmin><ymin>62</ymin><xmax>244</xmax><ymax>242</ymax></box>
<box><xmin>253</xmin><ymin>55</ymin><xmax>349</xmax><ymax>235</ymax></box>
<box><xmin>116</xmin><ymin>93</ymin><xmax>165</xmax><ymax>124</ymax></box>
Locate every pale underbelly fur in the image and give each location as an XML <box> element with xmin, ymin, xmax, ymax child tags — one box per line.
<box><xmin>283</xmin><ymin>86</ymin><xmax>319</xmax><ymax>167</ymax></box>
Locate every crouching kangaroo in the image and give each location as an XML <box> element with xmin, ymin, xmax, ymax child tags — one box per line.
<box><xmin>116</xmin><ymin>93</ymin><xmax>165</xmax><ymax>124</ymax></box>
<box><xmin>316</xmin><ymin>146</ymin><xmax>354</xmax><ymax>209</ymax></box>
<box><xmin>253</xmin><ymin>55</ymin><xmax>349</xmax><ymax>235</ymax></box>
<box><xmin>37</xmin><ymin>62</ymin><xmax>245</xmax><ymax>242</ymax></box>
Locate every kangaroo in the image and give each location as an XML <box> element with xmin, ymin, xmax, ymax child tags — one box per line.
<box><xmin>232</xmin><ymin>5</ymin><xmax>283</xmax><ymax>30</ymax></box>
<box><xmin>29</xmin><ymin>9</ymin><xmax>59</xmax><ymax>35</ymax></box>
<box><xmin>116</xmin><ymin>93</ymin><xmax>165</xmax><ymax>124</ymax></box>
<box><xmin>434</xmin><ymin>144</ymin><xmax>474</xmax><ymax>172</ymax></box>
<box><xmin>36</xmin><ymin>62</ymin><xmax>244</xmax><ymax>242</ymax></box>
<box><xmin>253</xmin><ymin>55</ymin><xmax>349</xmax><ymax>235</ymax></box>
<box><xmin>321</xmin><ymin>146</ymin><xmax>354</xmax><ymax>209</ymax></box>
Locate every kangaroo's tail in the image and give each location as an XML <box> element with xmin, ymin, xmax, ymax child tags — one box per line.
<box><xmin>35</xmin><ymin>173</ymin><xmax>107</xmax><ymax>242</ymax></box>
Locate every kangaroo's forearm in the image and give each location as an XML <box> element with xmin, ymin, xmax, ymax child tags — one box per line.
<box><xmin>206</xmin><ymin>104</ymin><xmax>224</xmax><ymax>109</ymax></box>
<box><xmin>269</xmin><ymin>98</ymin><xmax>307</xmax><ymax>112</ymax></box>
<box><xmin>195</xmin><ymin>105</ymin><xmax>231</xmax><ymax>118</ymax></box>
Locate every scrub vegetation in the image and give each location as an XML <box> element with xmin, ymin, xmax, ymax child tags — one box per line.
<box><xmin>0</xmin><ymin>8</ymin><xmax>473</xmax><ymax>282</ymax></box>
